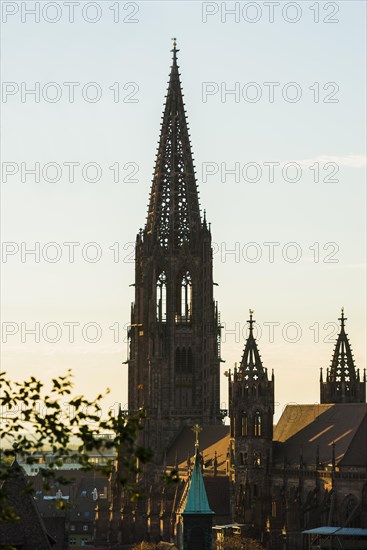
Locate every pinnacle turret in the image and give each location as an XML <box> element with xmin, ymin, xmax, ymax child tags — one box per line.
<box><xmin>320</xmin><ymin>309</ymin><xmax>366</xmax><ymax>403</ymax></box>
<box><xmin>238</xmin><ymin>310</ymin><xmax>267</xmax><ymax>382</ymax></box>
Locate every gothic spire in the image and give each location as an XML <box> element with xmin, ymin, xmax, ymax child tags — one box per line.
<box><xmin>238</xmin><ymin>310</ymin><xmax>266</xmax><ymax>382</ymax></box>
<box><xmin>145</xmin><ymin>40</ymin><xmax>201</xmax><ymax>248</ymax></box>
<box><xmin>320</xmin><ymin>308</ymin><xmax>366</xmax><ymax>403</ymax></box>
<box><xmin>328</xmin><ymin>308</ymin><xmax>357</xmax><ymax>384</ymax></box>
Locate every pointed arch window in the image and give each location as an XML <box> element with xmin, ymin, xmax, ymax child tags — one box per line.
<box><xmin>187</xmin><ymin>348</ymin><xmax>194</xmax><ymax>372</ymax></box>
<box><xmin>254</xmin><ymin>411</ymin><xmax>262</xmax><ymax>437</ymax></box>
<box><xmin>156</xmin><ymin>271</ymin><xmax>167</xmax><ymax>321</ymax></box>
<box><xmin>241</xmin><ymin>413</ymin><xmax>248</xmax><ymax>437</ymax></box>
<box><xmin>175</xmin><ymin>347</ymin><xmax>183</xmax><ymax>373</ymax></box>
<box><xmin>254</xmin><ymin>451</ymin><xmax>262</xmax><ymax>467</ymax></box>
<box><xmin>175</xmin><ymin>347</ymin><xmax>194</xmax><ymax>373</ymax></box>
<box><xmin>342</xmin><ymin>495</ymin><xmax>360</xmax><ymax>528</ymax></box>
<box><xmin>231</xmin><ymin>416</ymin><xmax>236</xmax><ymax>438</ymax></box>
<box><xmin>176</xmin><ymin>271</ymin><xmax>192</xmax><ymax>322</ymax></box>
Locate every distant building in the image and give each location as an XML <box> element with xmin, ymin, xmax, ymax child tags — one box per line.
<box><xmin>31</xmin><ymin>468</ymin><xmax>110</xmax><ymax>548</ymax></box>
<box><xmin>0</xmin><ymin>459</ymin><xmax>56</xmax><ymax>549</ymax></box>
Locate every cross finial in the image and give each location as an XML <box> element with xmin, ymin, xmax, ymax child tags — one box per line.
<box><xmin>248</xmin><ymin>308</ymin><xmax>255</xmax><ymax>334</ymax></box>
<box><xmin>192</xmin><ymin>424</ymin><xmax>202</xmax><ymax>448</ymax></box>
<box><xmin>171</xmin><ymin>37</ymin><xmax>179</xmax><ymax>61</ymax></box>
<box><xmin>339</xmin><ymin>307</ymin><xmax>346</xmax><ymax>329</ymax></box>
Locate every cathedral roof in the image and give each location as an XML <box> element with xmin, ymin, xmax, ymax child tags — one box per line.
<box><xmin>166</xmin><ymin>425</ymin><xmax>230</xmax><ymax>473</ymax></box>
<box><xmin>273</xmin><ymin>403</ymin><xmax>367</xmax><ymax>467</ymax></box>
<box><xmin>145</xmin><ymin>40</ymin><xmax>202</xmax><ymax>248</ymax></box>
<box><xmin>182</xmin><ymin>447</ymin><xmax>214</xmax><ymax>515</ymax></box>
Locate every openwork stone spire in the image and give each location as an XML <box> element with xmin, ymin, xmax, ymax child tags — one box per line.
<box><xmin>320</xmin><ymin>308</ymin><xmax>366</xmax><ymax>403</ymax></box>
<box><xmin>238</xmin><ymin>310</ymin><xmax>267</xmax><ymax>382</ymax></box>
<box><xmin>146</xmin><ymin>40</ymin><xmax>201</xmax><ymax>248</ymax></box>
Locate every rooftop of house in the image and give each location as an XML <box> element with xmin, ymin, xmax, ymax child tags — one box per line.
<box><xmin>0</xmin><ymin>460</ymin><xmax>55</xmax><ymax>550</ymax></box>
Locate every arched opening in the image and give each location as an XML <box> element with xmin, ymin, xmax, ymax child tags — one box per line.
<box><xmin>175</xmin><ymin>347</ymin><xmax>186</xmax><ymax>373</ymax></box>
<box><xmin>175</xmin><ymin>347</ymin><xmax>193</xmax><ymax>373</ymax></box>
<box><xmin>175</xmin><ymin>347</ymin><xmax>193</xmax><ymax>409</ymax></box>
<box><xmin>254</xmin><ymin>411</ymin><xmax>262</xmax><ymax>437</ymax></box>
<box><xmin>342</xmin><ymin>495</ymin><xmax>361</xmax><ymax>528</ymax></box>
<box><xmin>156</xmin><ymin>271</ymin><xmax>167</xmax><ymax>321</ymax></box>
<box><xmin>187</xmin><ymin>348</ymin><xmax>194</xmax><ymax>372</ymax></box>
<box><xmin>189</xmin><ymin>526</ymin><xmax>205</xmax><ymax>549</ymax></box>
<box><xmin>253</xmin><ymin>450</ymin><xmax>262</xmax><ymax>467</ymax></box>
<box><xmin>176</xmin><ymin>271</ymin><xmax>192</xmax><ymax>322</ymax></box>
<box><xmin>241</xmin><ymin>413</ymin><xmax>248</xmax><ymax>436</ymax></box>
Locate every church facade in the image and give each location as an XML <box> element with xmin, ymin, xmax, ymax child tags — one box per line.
<box><xmin>108</xmin><ymin>45</ymin><xmax>367</xmax><ymax>549</ymax></box>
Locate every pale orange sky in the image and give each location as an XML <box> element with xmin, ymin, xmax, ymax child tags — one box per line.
<box><xmin>1</xmin><ymin>2</ymin><xmax>366</xmax><ymax>425</ymax></box>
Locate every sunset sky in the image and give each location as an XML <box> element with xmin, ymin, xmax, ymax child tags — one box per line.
<box><xmin>2</xmin><ymin>1</ymin><xmax>366</xmax><ymax>422</ymax></box>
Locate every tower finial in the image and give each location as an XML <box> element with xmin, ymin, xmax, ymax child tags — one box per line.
<box><xmin>248</xmin><ymin>309</ymin><xmax>255</xmax><ymax>334</ymax></box>
<box><xmin>192</xmin><ymin>424</ymin><xmax>202</xmax><ymax>448</ymax></box>
<box><xmin>339</xmin><ymin>307</ymin><xmax>346</xmax><ymax>330</ymax></box>
<box><xmin>171</xmin><ymin>37</ymin><xmax>178</xmax><ymax>60</ymax></box>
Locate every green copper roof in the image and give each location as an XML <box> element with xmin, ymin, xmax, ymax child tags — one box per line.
<box><xmin>183</xmin><ymin>447</ymin><xmax>214</xmax><ymax>515</ymax></box>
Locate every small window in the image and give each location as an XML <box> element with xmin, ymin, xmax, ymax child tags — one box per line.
<box><xmin>83</xmin><ymin>524</ymin><xmax>88</xmax><ymax>531</ymax></box>
<box><xmin>156</xmin><ymin>271</ymin><xmax>167</xmax><ymax>321</ymax></box>
<box><xmin>70</xmin><ymin>525</ymin><xmax>76</xmax><ymax>532</ymax></box>
<box><xmin>272</xmin><ymin>501</ymin><xmax>277</xmax><ymax>518</ymax></box>
<box><xmin>254</xmin><ymin>412</ymin><xmax>262</xmax><ymax>437</ymax></box>
<box><xmin>241</xmin><ymin>414</ymin><xmax>248</xmax><ymax>436</ymax></box>
<box><xmin>254</xmin><ymin>451</ymin><xmax>261</xmax><ymax>467</ymax></box>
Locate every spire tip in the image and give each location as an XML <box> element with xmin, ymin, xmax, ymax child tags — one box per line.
<box><xmin>171</xmin><ymin>37</ymin><xmax>179</xmax><ymax>60</ymax></box>
<box><xmin>248</xmin><ymin>309</ymin><xmax>255</xmax><ymax>334</ymax></box>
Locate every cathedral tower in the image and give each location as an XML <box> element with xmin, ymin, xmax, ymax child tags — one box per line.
<box><xmin>320</xmin><ymin>308</ymin><xmax>366</xmax><ymax>404</ymax></box>
<box><xmin>228</xmin><ymin>310</ymin><xmax>274</xmax><ymax>527</ymax></box>
<box><xmin>127</xmin><ymin>43</ymin><xmax>222</xmax><ymax>461</ymax></box>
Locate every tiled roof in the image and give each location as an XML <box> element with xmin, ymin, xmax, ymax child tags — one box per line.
<box><xmin>273</xmin><ymin>403</ymin><xmax>367</xmax><ymax>467</ymax></box>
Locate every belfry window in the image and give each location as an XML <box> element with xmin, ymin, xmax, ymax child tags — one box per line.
<box><xmin>176</xmin><ymin>271</ymin><xmax>192</xmax><ymax>322</ymax></box>
<box><xmin>156</xmin><ymin>271</ymin><xmax>167</xmax><ymax>321</ymax></box>
<box><xmin>175</xmin><ymin>347</ymin><xmax>193</xmax><ymax>373</ymax></box>
<box><xmin>254</xmin><ymin>411</ymin><xmax>262</xmax><ymax>437</ymax></box>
